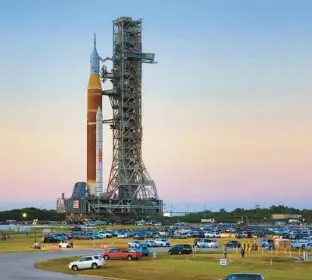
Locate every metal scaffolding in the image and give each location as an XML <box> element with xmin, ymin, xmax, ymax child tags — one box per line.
<box><xmin>100</xmin><ymin>17</ymin><xmax>161</xmax><ymax>216</ymax></box>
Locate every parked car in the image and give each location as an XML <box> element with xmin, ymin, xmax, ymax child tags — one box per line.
<box><xmin>128</xmin><ymin>240</ymin><xmax>142</xmax><ymax>248</ymax></box>
<box><xmin>69</xmin><ymin>255</ymin><xmax>104</xmax><ymax>271</ymax></box>
<box><xmin>219</xmin><ymin>273</ymin><xmax>264</xmax><ymax>280</ymax></box>
<box><xmin>134</xmin><ymin>234</ymin><xmax>145</xmax><ymax>240</ymax></box>
<box><xmin>103</xmin><ymin>248</ymin><xmax>143</xmax><ymax>260</ymax></box>
<box><xmin>42</xmin><ymin>236</ymin><xmax>62</xmax><ymax>243</ymax></box>
<box><xmin>204</xmin><ymin>232</ymin><xmax>221</xmax><ymax>238</ymax></box>
<box><xmin>196</xmin><ymin>239</ymin><xmax>218</xmax><ymax>248</ymax></box>
<box><xmin>117</xmin><ymin>232</ymin><xmax>129</xmax><ymax>238</ymax></box>
<box><xmin>168</xmin><ymin>244</ymin><xmax>193</xmax><ymax>255</ymax></box>
<box><xmin>291</xmin><ymin>240</ymin><xmax>310</xmax><ymax>249</ymax></box>
<box><xmin>129</xmin><ymin>246</ymin><xmax>150</xmax><ymax>256</ymax></box>
<box><xmin>154</xmin><ymin>238</ymin><xmax>171</xmax><ymax>247</ymax></box>
<box><xmin>258</xmin><ymin>238</ymin><xmax>275</xmax><ymax>250</ymax></box>
<box><xmin>58</xmin><ymin>240</ymin><xmax>73</xmax><ymax>248</ymax></box>
<box><xmin>98</xmin><ymin>231</ymin><xmax>113</xmax><ymax>238</ymax></box>
<box><xmin>225</xmin><ymin>241</ymin><xmax>241</xmax><ymax>248</ymax></box>
<box><xmin>74</xmin><ymin>233</ymin><xmax>95</xmax><ymax>240</ymax></box>
<box><xmin>145</xmin><ymin>240</ymin><xmax>158</xmax><ymax>247</ymax></box>
<box><xmin>235</xmin><ymin>231</ymin><xmax>253</xmax><ymax>239</ymax></box>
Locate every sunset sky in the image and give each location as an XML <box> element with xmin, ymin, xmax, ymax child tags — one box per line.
<box><xmin>0</xmin><ymin>0</ymin><xmax>312</xmax><ymax>211</ymax></box>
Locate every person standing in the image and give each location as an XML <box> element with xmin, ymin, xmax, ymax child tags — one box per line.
<box><xmin>240</xmin><ymin>247</ymin><xmax>245</xmax><ymax>258</ymax></box>
<box><xmin>223</xmin><ymin>246</ymin><xmax>228</xmax><ymax>258</ymax></box>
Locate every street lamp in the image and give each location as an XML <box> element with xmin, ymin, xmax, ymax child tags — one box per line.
<box><xmin>21</xmin><ymin>212</ymin><xmax>35</xmax><ymax>241</ymax></box>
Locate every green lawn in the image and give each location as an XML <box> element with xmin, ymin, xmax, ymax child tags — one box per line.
<box><xmin>35</xmin><ymin>252</ymin><xmax>312</xmax><ymax>280</ymax></box>
<box><xmin>2</xmin><ymin>233</ymin><xmax>311</xmax><ymax>279</ymax></box>
<box><xmin>0</xmin><ymin>234</ymin><xmax>50</xmax><ymax>253</ymax></box>
<box><xmin>0</xmin><ymin>233</ymin><xmax>310</xmax><ymax>257</ymax></box>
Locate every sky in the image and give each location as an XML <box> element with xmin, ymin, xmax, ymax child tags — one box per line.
<box><xmin>0</xmin><ymin>0</ymin><xmax>312</xmax><ymax>212</ymax></box>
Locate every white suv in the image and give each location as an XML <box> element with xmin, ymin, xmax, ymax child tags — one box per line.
<box><xmin>154</xmin><ymin>238</ymin><xmax>171</xmax><ymax>247</ymax></box>
<box><xmin>69</xmin><ymin>255</ymin><xmax>104</xmax><ymax>271</ymax></box>
<box><xmin>197</xmin><ymin>239</ymin><xmax>219</xmax><ymax>248</ymax></box>
<box><xmin>58</xmin><ymin>240</ymin><xmax>73</xmax><ymax>248</ymax></box>
<box><xmin>128</xmin><ymin>240</ymin><xmax>141</xmax><ymax>247</ymax></box>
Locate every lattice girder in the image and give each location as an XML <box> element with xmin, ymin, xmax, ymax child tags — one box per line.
<box><xmin>103</xmin><ymin>17</ymin><xmax>158</xmax><ymax>201</ymax></box>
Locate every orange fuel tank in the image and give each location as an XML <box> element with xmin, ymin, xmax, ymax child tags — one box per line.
<box><xmin>87</xmin><ymin>34</ymin><xmax>102</xmax><ymax>196</ymax></box>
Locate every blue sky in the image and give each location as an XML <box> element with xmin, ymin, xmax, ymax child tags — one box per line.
<box><xmin>0</xmin><ymin>0</ymin><xmax>312</xmax><ymax>211</ymax></box>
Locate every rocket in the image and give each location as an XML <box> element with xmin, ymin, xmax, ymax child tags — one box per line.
<box><xmin>87</xmin><ymin>33</ymin><xmax>103</xmax><ymax>196</ymax></box>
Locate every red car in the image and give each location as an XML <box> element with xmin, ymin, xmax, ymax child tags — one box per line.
<box><xmin>103</xmin><ymin>248</ymin><xmax>143</xmax><ymax>260</ymax></box>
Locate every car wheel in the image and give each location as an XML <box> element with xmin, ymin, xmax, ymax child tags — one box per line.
<box><xmin>104</xmin><ymin>255</ymin><xmax>109</xmax><ymax>260</ymax></box>
<box><xmin>71</xmin><ymin>265</ymin><xmax>78</xmax><ymax>271</ymax></box>
<box><xmin>168</xmin><ymin>251</ymin><xmax>171</xmax><ymax>255</ymax></box>
<box><xmin>127</xmin><ymin>255</ymin><xmax>133</xmax><ymax>261</ymax></box>
<box><xmin>91</xmin><ymin>263</ymin><xmax>98</xmax><ymax>269</ymax></box>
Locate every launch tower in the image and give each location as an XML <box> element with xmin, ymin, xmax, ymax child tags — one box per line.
<box><xmin>103</xmin><ymin>17</ymin><xmax>157</xmax><ymax>199</ymax></box>
<box><xmin>101</xmin><ymin>17</ymin><xmax>162</xmax><ymax>217</ymax></box>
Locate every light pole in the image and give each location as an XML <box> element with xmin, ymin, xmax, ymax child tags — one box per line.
<box><xmin>21</xmin><ymin>212</ymin><xmax>30</xmax><ymax>239</ymax></box>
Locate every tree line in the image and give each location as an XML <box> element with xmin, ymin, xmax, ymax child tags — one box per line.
<box><xmin>151</xmin><ymin>205</ymin><xmax>312</xmax><ymax>224</ymax></box>
<box><xmin>0</xmin><ymin>205</ymin><xmax>312</xmax><ymax>223</ymax></box>
<box><xmin>0</xmin><ymin>207</ymin><xmax>65</xmax><ymax>222</ymax></box>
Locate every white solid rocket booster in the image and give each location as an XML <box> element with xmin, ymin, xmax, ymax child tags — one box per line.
<box><xmin>96</xmin><ymin>106</ymin><xmax>103</xmax><ymax>197</ymax></box>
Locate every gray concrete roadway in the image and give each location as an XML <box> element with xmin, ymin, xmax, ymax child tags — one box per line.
<box><xmin>0</xmin><ymin>247</ymin><xmax>220</xmax><ymax>279</ymax></box>
<box><xmin>0</xmin><ymin>249</ymin><xmax>105</xmax><ymax>280</ymax></box>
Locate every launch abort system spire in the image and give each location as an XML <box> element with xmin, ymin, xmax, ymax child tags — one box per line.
<box><xmin>101</xmin><ymin>17</ymin><xmax>163</xmax><ymax>217</ymax></box>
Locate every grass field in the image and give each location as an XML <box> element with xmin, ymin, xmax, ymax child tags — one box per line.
<box><xmin>35</xmin><ymin>251</ymin><xmax>312</xmax><ymax>280</ymax></box>
<box><xmin>0</xmin><ymin>232</ymin><xmax>310</xmax><ymax>256</ymax></box>
<box><xmin>2</xmin><ymin>232</ymin><xmax>312</xmax><ymax>279</ymax></box>
<box><xmin>0</xmin><ymin>235</ymin><xmax>219</xmax><ymax>253</ymax></box>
